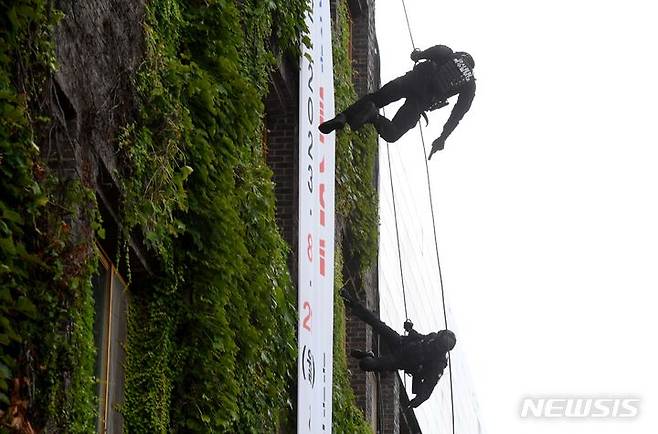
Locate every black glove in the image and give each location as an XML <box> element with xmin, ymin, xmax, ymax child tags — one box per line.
<box><xmin>410</xmin><ymin>48</ymin><xmax>421</xmax><ymax>62</ymax></box>
<box><xmin>428</xmin><ymin>137</ymin><xmax>445</xmax><ymax>160</ymax></box>
<box><xmin>403</xmin><ymin>320</ymin><xmax>414</xmax><ymax>332</ymax></box>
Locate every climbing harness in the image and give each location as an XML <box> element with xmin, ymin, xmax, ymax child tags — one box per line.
<box><xmin>420</xmin><ymin>98</ymin><xmax>448</xmax><ymax>126</ymax></box>
<box><xmin>428</xmin><ymin>98</ymin><xmax>449</xmax><ymax>112</ymax></box>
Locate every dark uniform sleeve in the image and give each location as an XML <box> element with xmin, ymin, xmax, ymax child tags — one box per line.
<box><xmin>415</xmin><ymin>45</ymin><xmax>454</xmax><ymax>64</ymax></box>
<box><xmin>408</xmin><ymin>353</ymin><xmax>449</xmax><ymax>408</ymax></box>
<box><xmin>438</xmin><ymin>80</ymin><xmax>476</xmax><ymax>145</ymax></box>
<box><xmin>409</xmin><ymin>367</ymin><xmax>442</xmax><ymax>408</ymax></box>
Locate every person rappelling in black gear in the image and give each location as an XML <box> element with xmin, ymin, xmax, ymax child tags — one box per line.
<box><xmin>319</xmin><ymin>45</ymin><xmax>476</xmax><ymax>159</ymax></box>
<box><xmin>340</xmin><ymin>288</ymin><xmax>455</xmax><ymax>408</ymax></box>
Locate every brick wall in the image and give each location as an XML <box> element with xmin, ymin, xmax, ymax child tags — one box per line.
<box><xmin>399</xmin><ymin>375</ymin><xmax>423</xmax><ymax>434</ymax></box>
<box><xmin>265</xmin><ymin>59</ymin><xmax>299</xmax><ymax>278</ymax></box>
<box><xmin>345</xmin><ymin>290</ymin><xmax>377</xmax><ymax>429</ymax></box>
<box><xmin>339</xmin><ymin>0</ymin><xmax>388</xmax><ymax>431</ymax></box>
<box><xmin>379</xmin><ymin>370</ymin><xmax>401</xmax><ymax>434</ymax></box>
<box><xmin>349</xmin><ymin>0</ymin><xmax>380</xmax><ymax>96</ymax></box>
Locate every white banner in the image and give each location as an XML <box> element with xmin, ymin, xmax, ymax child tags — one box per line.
<box><xmin>297</xmin><ymin>0</ymin><xmax>335</xmax><ymax>431</ymax></box>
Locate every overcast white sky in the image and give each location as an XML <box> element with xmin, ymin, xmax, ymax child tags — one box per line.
<box><xmin>376</xmin><ymin>1</ymin><xmax>658</xmax><ymax>433</ymax></box>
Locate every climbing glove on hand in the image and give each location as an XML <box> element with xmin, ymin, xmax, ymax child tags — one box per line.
<box><xmin>428</xmin><ymin>137</ymin><xmax>445</xmax><ymax>160</ymax></box>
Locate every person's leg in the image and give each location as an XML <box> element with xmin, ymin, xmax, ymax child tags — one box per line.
<box><xmin>319</xmin><ymin>73</ymin><xmax>414</xmax><ymax>134</ymax></box>
<box><xmin>359</xmin><ymin>354</ymin><xmax>400</xmax><ymax>373</ymax></box>
<box><xmin>368</xmin><ymin>76</ymin><xmax>409</xmax><ymax>108</ymax></box>
<box><xmin>373</xmin><ymin>99</ymin><xmax>422</xmax><ymax>142</ymax></box>
<box><xmin>341</xmin><ymin>290</ymin><xmax>402</xmax><ymax>348</ymax></box>
<box><xmin>343</xmin><ymin>74</ymin><xmax>414</xmax><ymax>129</ymax></box>
<box><xmin>370</xmin><ymin>61</ymin><xmax>434</xmax><ymax>107</ymax></box>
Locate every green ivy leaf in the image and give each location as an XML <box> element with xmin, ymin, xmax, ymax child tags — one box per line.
<box><xmin>0</xmin><ymin>362</ymin><xmax>11</xmax><ymax>380</ymax></box>
<box><xmin>180</xmin><ymin>165</ymin><xmax>194</xmax><ymax>180</ymax></box>
<box><xmin>0</xmin><ymin>237</ymin><xmax>16</xmax><ymax>255</ymax></box>
<box><xmin>15</xmin><ymin>296</ymin><xmax>37</xmax><ymax>319</ymax></box>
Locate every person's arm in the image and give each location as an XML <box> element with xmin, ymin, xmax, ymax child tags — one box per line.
<box><xmin>411</xmin><ymin>373</ymin><xmax>423</xmax><ymax>394</ymax></box>
<box><xmin>428</xmin><ymin>80</ymin><xmax>476</xmax><ymax>159</ymax></box>
<box><xmin>410</xmin><ymin>45</ymin><xmax>453</xmax><ymax>64</ymax></box>
<box><xmin>408</xmin><ymin>370</ymin><xmax>441</xmax><ymax>408</ymax></box>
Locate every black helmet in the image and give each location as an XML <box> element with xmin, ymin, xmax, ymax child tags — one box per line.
<box><xmin>455</xmin><ymin>52</ymin><xmax>474</xmax><ymax>69</ymax></box>
<box><xmin>436</xmin><ymin>329</ymin><xmax>456</xmax><ymax>351</ymax></box>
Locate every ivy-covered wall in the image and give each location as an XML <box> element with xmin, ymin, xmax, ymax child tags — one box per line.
<box><xmin>333</xmin><ymin>2</ymin><xmax>379</xmax><ymax>273</ymax></box>
<box><xmin>332</xmin><ymin>0</ymin><xmax>380</xmax><ymax>432</ymax></box>
<box><xmin>1</xmin><ymin>0</ymin><xmax>309</xmax><ymax>430</ymax></box>
<box><xmin>1</xmin><ymin>0</ymin><xmax>101</xmax><ymax>430</ymax></box>
<box><xmin>1</xmin><ymin>0</ymin><xmax>379</xmax><ymax>432</ymax></box>
<box><xmin>116</xmin><ymin>0</ymin><xmax>308</xmax><ymax>431</ymax></box>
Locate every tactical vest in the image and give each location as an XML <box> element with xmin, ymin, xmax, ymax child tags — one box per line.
<box><xmin>433</xmin><ymin>56</ymin><xmax>474</xmax><ymax>98</ymax></box>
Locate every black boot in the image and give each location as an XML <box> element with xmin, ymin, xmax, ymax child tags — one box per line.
<box><xmin>347</xmin><ymin>101</ymin><xmax>378</xmax><ymax>131</ymax></box>
<box><xmin>319</xmin><ymin>113</ymin><xmax>347</xmax><ymax>134</ymax></box>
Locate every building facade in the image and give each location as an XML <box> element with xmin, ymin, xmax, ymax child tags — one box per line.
<box><xmin>2</xmin><ymin>0</ymin><xmax>429</xmax><ymax>431</ymax></box>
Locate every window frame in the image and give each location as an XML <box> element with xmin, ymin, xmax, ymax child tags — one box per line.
<box><xmin>94</xmin><ymin>244</ymin><xmax>128</xmax><ymax>433</ymax></box>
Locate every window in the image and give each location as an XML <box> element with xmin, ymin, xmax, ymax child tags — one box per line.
<box><xmin>93</xmin><ymin>248</ymin><xmax>128</xmax><ymax>433</ymax></box>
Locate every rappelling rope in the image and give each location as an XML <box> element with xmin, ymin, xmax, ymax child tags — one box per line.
<box><xmin>398</xmin><ymin>1</ymin><xmax>456</xmax><ymax>433</ymax></box>
<box><xmin>399</xmin><ymin>0</ymin><xmax>416</xmax><ymax>52</ymax></box>
<box><xmin>382</xmin><ymin>106</ymin><xmax>412</xmax><ymax>395</ymax></box>
<box><xmin>383</xmin><ymin>106</ymin><xmax>410</xmax><ymax>322</ymax></box>
<box><xmin>418</xmin><ymin>123</ymin><xmax>456</xmax><ymax>434</ymax></box>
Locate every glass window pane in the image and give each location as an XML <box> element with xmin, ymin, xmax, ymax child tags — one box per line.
<box><xmin>104</xmin><ymin>273</ymin><xmax>127</xmax><ymax>433</ymax></box>
<box><xmin>93</xmin><ymin>252</ymin><xmax>128</xmax><ymax>433</ymax></box>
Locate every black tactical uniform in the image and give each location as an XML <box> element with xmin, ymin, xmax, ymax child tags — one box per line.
<box><xmin>341</xmin><ymin>290</ymin><xmax>456</xmax><ymax>408</ymax></box>
<box><xmin>319</xmin><ymin>45</ymin><xmax>476</xmax><ymax>158</ymax></box>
